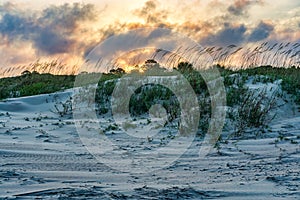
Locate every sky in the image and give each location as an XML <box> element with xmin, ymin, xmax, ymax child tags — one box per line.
<box><xmin>0</xmin><ymin>0</ymin><xmax>299</xmax><ymax>76</ymax></box>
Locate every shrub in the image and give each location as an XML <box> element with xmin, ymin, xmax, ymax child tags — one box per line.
<box><xmin>230</xmin><ymin>88</ymin><xmax>278</xmax><ymax>136</ymax></box>
<box><xmin>52</xmin><ymin>96</ymin><xmax>73</xmax><ymax>117</ymax></box>
<box><xmin>0</xmin><ymin>73</ymin><xmax>75</xmax><ymax>100</ymax></box>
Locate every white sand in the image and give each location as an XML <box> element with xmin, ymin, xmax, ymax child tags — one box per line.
<box><xmin>0</xmin><ymin>88</ymin><xmax>299</xmax><ymax>199</ymax></box>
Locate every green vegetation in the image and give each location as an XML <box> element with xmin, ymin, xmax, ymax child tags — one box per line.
<box><xmin>218</xmin><ymin>65</ymin><xmax>300</xmax><ymax>104</ymax></box>
<box><xmin>229</xmin><ymin>89</ymin><xmax>277</xmax><ymax>136</ymax></box>
<box><xmin>0</xmin><ymin>62</ymin><xmax>299</xmax><ymax>137</ymax></box>
<box><xmin>0</xmin><ymin>71</ymin><xmax>75</xmax><ymax>99</ymax></box>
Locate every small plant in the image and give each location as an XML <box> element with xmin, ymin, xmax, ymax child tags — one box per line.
<box><xmin>290</xmin><ymin>140</ymin><xmax>298</xmax><ymax>144</ymax></box>
<box><xmin>122</xmin><ymin>121</ymin><xmax>137</xmax><ymax>131</ymax></box>
<box><xmin>105</xmin><ymin>124</ymin><xmax>118</xmax><ymax>131</ymax></box>
<box><xmin>231</xmin><ymin>88</ymin><xmax>278</xmax><ymax>136</ymax></box>
<box><xmin>52</xmin><ymin>96</ymin><xmax>73</xmax><ymax>117</ymax></box>
<box><xmin>147</xmin><ymin>136</ymin><xmax>153</xmax><ymax>142</ymax></box>
<box><xmin>0</xmin><ymin>121</ymin><xmax>6</xmax><ymax>127</ymax></box>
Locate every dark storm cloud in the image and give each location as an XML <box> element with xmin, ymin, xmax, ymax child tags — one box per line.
<box><xmin>39</xmin><ymin>3</ymin><xmax>96</xmax><ymax>30</ymax></box>
<box><xmin>34</xmin><ymin>29</ymin><xmax>76</xmax><ymax>55</ymax></box>
<box><xmin>201</xmin><ymin>23</ymin><xmax>247</xmax><ymax>46</ymax></box>
<box><xmin>0</xmin><ymin>3</ymin><xmax>96</xmax><ymax>55</ymax></box>
<box><xmin>248</xmin><ymin>21</ymin><xmax>274</xmax><ymax>42</ymax></box>
<box><xmin>0</xmin><ymin>13</ymin><xmax>30</xmax><ymax>40</ymax></box>
<box><xmin>199</xmin><ymin>21</ymin><xmax>274</xmax><ymax>46</ymax></box>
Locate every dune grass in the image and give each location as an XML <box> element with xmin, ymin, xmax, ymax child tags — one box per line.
<box><xmin>218</xmin><ymin>65</ymin><xmax>300</xmax><ymax>104</ymax></box>
<box><xmin>0</xmin><ymin>72</ymin><xmax>75</xmax><ymax>100</ymax></box>
<box><xmin>0</xmin><ymin>63</ymin><xmax>299</xmax><ymax>136</ymax></box>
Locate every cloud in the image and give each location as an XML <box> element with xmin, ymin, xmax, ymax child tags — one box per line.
<box><xmin>34</xmin><ymin>29</ymin><xmax>77</xmax><ymax>55</ymax></box>
<box><xmin>0</xmin><ymin>2</ymin><xmax>17</xmax><ymax>13</ymax></box>
<box><xmin>0</xmin><ymin>12</ymin><xmax>32</xmax><ymax>41</ymax></box>
<box><xmin>201</xmin><ymin>23</ymin><xmax>247</xmax><ymax>46</ymax></box>
<box><xmin>38</xmin><ymin>3</ymin><xmax>96</xmax><ymax>32</ymax></box>
<box><xmin>227</xmin><ymin>0</ymin><xmax>264</xmax><ymax>16</ymax></box>
<box><xmin>248</xmin><ymin>21</ymin><xmax>274</xmax><ymax>42</ymax></box>
<box><xmin>0</xmin><ymin>3</ymin><xmax>97</xmax><ymax>55</ymax></box>
<box><xmin>0</xmin><ymin>39</ymin><xmax>36</xmax><ymax>65</ymax></box>
<box><xmin>199</xmin><ymin>20</ymin><xmax>274</xmax><ymax>46</ymax></box>
<box><xmin>0</xmin><ymin>0</ymin><xmax>299</xmax><ymax>76</ymax></box>
<box><xmin>83</xmin><ymin>0</ymin><xmax>173</xmax><ymax>58</ymax></box>
<box><xmin>133</xmin><ymin>0</ymin><xmax>168</xmax><ymax>24</ymax></box>
<box><xmin>86</xmin><ymin>28</ymin><xmax>173</xmax><ymax>61</ymax></box>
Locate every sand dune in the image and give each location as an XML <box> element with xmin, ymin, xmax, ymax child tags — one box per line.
<box><xmin>0</xmin><ymin>89</ymin><xmax>299</xmax><ymax>199</ymax></box>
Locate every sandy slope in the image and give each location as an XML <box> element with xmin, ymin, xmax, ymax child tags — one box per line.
<box><xmin>0</xmin><ymin>90</ymin><xmax>299</xmax><ymax>199</ymax></box>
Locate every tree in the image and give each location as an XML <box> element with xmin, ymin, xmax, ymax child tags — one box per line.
<box><xmin>109</xmin><ymin>68</ymin><xmax>125</xmax><ymax>74</ymax></box>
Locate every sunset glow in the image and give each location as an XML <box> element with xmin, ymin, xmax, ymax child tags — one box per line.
<box><xmin>0</xmin><ymin>0</ymin><xmax>299</xmax><ymax>76</ymax></box>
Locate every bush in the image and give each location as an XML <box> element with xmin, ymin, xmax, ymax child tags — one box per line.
<box><xmin>230</xmin><ymin>88</ymin><xmax>278</xmax><ymax>136</ymax></box>
<box><xmin>0</xmin><ymin>73</ymin><xmax>75</xmax><ymax>100</ymax></box>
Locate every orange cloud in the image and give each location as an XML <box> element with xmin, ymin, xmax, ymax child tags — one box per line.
<box><xmin>0</xmin><ymin>0</ymin><xmax>299</xmax><ymax>77</ymax></box>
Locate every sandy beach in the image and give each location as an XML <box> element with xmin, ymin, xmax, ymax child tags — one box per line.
<box><xmin>0</xmin><ymin>86</ymin><xmax>299</xmax><ymax>199</ymax></box>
